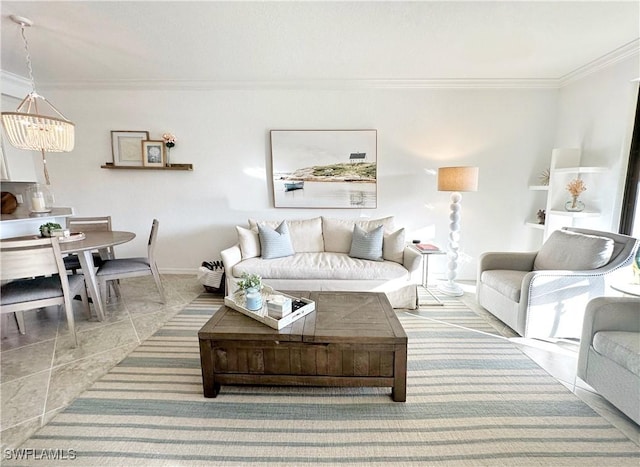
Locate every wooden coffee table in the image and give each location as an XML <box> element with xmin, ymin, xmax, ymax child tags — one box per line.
<box><xmin>198</xmin><ymin>291</ymin><xmax>408</xmax><ymax>401</ymax></box>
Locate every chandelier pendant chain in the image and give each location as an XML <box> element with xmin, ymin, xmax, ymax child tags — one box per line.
<box><xmin>21</xmin><ymin>24</ymin><xmax>37</xmax><ymax>95</ymax></box>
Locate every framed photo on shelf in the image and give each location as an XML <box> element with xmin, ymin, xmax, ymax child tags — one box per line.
<box><xmin>111</xmin><ymin>131</ymin><xmax>149</xmax><ymax>166</ymax></box>
<box><xmin>270</xmin><ymin>129</ymin><xmax>377</xmax><ymax>209</ymax></box>
<box><xmin>142</xmin><ymin>140</ymin><xmax>165</xmax><ymax>167</ymax></box>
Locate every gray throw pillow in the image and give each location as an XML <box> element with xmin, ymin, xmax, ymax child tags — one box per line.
<box><xmin>258</xmin><ymin>221</ymin><xmax>295</xmax><ymax>259</ymax></box>
<box><xmin>349</xmin><ymin>224</ymin><xmax>384</xmax><ymax>261</ymax></box>
<box><xmin>533</xmin><ymin>229</ymin><xmax>614</xmax><ymax>271</ymax></box>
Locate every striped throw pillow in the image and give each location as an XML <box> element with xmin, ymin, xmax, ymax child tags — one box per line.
<box><xmin>258</xmin><ymin>221</ymin><xmax>295</xmax><ymax>259</ymax></box>
<box><xmin>349</xmin><ymin>224</ymin><xmax>384</xmax><ymax>261</ymax></box>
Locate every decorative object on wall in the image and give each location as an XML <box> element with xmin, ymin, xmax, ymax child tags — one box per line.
<box><xmin>536</xmin><ymin>209</ymin><xmax>546</xmax><ymax>225</ymax></box>
<box><xmin>141</xmin><ymin>140</ymin><xmax>165</xmax><ymax>168</ymax></box>
<box><xmin>1</xmin><ymin>192</ymin><xmax>18</xmax><ymax>214</ymax></box>
<box><xmin>110</xmin><ymin>131</ymin><xmax>149</xmax><ymax>166</ymax></box>
<box><xmin>565</xmin><ymin>177</ymin><xmax>586</xmax><ymax>212</ymax></box>
<box><xmin>1</xmin><ymin>16</ymin><xmax>75</xmax><ymax>185</ymax></box>
<box><xmin>162</xmin><ymin>133</ymin><xmax>176</xmax><ymax>166</ymax></box>
<box><xmin>270</xmin><ymin>130</ymin><xmax>377</xmax><ymax>208</ymax></box>
<box><xmin>437</xmin><ymin>166</ymin><xmax>479</xmax><ymax>297</ymax></box>
<box><xmin>538</xmin><ymin>168</ymin><xmax>550</xmax><ymax>186</ymax></box>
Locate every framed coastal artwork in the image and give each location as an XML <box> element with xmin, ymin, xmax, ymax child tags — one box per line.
<box><xmin>270</xmin><ymin>130</ymin><xmax>377</xmax><ymax>208</ymax></box>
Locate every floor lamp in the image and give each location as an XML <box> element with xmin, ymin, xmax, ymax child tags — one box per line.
<box><xmin>437</xmin><ymin>166</ymin><xmax>479</xmax><ymax>296</ymax></box>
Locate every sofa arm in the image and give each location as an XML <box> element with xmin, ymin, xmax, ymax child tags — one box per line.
<box><xmin>577</xmin><ymin>296</ymin><xmax>640</xmax><ymax>379</ymax></box>
<box><xmin>478</xmin><ymin>251</ymin><xmax>537</xmax><ymax>274</ymax></box>
<box><xmin>403</xmin><ymin>246</ymin><xmax>421</xmax><ymax>276</ymax></box>
<box><xmin>221</xmin><ymin>244</ymin><xmax>242</xmax><ymax>275</ymax></box>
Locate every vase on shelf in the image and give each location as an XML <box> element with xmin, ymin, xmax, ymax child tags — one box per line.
<box><xmin>565</xmin><ymin>196</ymin><xmax>585</xmax><ymax>212</ymax></box>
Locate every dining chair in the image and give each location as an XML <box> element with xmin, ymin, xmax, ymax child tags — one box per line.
<box><xmin>1</xmin><ymin>236</ymin><xmax>90</xmax><ymax>347</ymax></box>
<box><xmin>64</xmin><ymin>216</ymin><xmax>114</xmax><ymax>273</ymax></box>
<box><xmin>95</xmin><ymin>219</ymin><xmax>165</xmax><ymax>308</ymax></box>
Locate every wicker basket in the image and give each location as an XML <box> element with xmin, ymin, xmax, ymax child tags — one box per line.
<box><xmin>198</xmin><ymin>262</ymin><xmax>225</xmax><ymax>294</ymax></box>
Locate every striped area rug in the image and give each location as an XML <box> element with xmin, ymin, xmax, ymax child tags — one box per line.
<box><xmin>16</xmin><ymin>294</ymin><xmax>640</xmax><ymax>465</ymax></box>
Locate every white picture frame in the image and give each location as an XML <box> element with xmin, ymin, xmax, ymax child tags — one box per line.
<box><xmin>111</xmin><ymin>130</ymin><xmax>149</xmax><ymax>166</ymax></box>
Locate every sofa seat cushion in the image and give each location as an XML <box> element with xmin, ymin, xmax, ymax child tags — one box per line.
<box><xmin>233</xmin><ymin>252</ymin><xmax>409</xmax><ymax>281</ymax></box>
<box><xmin>480</xmin><ymin>270</ymin><xmax>528</xmax><ymax>303</ymax></box>
<box><xmin>593</xmin><ymin>331</ymin><xmax>640</xmax><ymax>377</ymax></box>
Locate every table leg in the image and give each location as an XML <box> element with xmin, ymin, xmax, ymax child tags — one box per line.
<box><xmin>77</xmin><ymin>250</ymin><xmax>106</xmax><ymax>321</ymax></box>
<box><xmin>420</xmin><ymin>254</ymin><xmax>444</xmax><ymax>306</ymax></box>
<box><xmin>392</xmin><ymin>344</ymin><xmax>407</xmax><ymax>402</ymax></box>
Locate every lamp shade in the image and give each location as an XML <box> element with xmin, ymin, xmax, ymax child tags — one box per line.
<box><xmin>2</xmin><ymin>111</ymin><xmax>75</xmax><ymax>152</ymax></box>
<box><xmin>437</xmin><ymin>166</ymin><xmax>479</xmax><ymax>192</ymax></box>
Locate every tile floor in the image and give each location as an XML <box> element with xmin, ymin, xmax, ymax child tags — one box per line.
<box><xmin>1</xmin><ymin>277</ymin><xmax>638</xmax><ymax>451</ymax></box>
<box><xmin>0</xmin><ymin>274</ymin><xmax>204</xmax><ymax>450</ymax></box>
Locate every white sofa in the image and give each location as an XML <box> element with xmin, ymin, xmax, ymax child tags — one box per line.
<box><xmin>221</xmin><ymin>216</ymin><xmax>421</xmax><ymax>309</ymax></box>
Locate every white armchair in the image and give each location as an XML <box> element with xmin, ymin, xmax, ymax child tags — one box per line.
<box><xmin>477</xmin><ymin>228</ymin><xmax>638</xmax><ymax>339</ymax></box>
<box><xmin>578</xmin><ymin>296</ymin><xmax>640</xmax><ymax>424</ymax></box>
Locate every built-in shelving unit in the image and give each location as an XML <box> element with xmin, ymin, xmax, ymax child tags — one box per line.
<box><xmin>526</xmin><ymin>148</ymin><xmax>608</xmax><ymax>241</ymax></box>
<box><xmin>100</xmin><ymin>163</ymin><xmax>193</xmax><ymax>171</ymax></box>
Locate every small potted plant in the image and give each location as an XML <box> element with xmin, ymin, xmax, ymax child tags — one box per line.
<box><xmin>39</xmin><ymin>222</ymin><xmax>62</xmax><ymax>237</ymax></box>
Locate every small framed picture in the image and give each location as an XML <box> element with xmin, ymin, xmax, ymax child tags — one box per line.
<box><xmin>142</xmin><ymin>140</ymin><xmax>165</xmax><ymax>167</ymax></box>
<box><xmin>111</xmin><ymin>131</ymin><xmax>149</xmax><ymax>166</ymax></box>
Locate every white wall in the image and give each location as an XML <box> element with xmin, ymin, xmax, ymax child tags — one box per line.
<box><xmin>6</xmin><ymin>55</ymin><xmax>637</xmax><ymax>281</ymax></box>
<box><xmin>31</xmin><ymin>85</ymin><xmax>556</xmax><ymax>280</ymax></box>
<box><xmin>554</xmin><ymin>55</ymin><xmax>640</xmax><ymax>232</ymax></box>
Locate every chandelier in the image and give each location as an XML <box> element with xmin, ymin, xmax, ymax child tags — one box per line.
<box><xmin>1</xmin><ymin>15</ymin><xmax>75</xmax><ymax>184</ymax></box>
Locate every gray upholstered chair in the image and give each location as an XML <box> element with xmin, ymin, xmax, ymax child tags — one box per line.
<box><xmin>577</xmin><ymin>296</ymin><xmax>640</xmax><ymax>424</ymax></box>
<box><xmin>1</xmin><ymin>236</ymin><xmax>90</xmax><ymax>346</ymax></box>
<box><xmin>95</xmin><ymin>219</ymin><xmax>165</xmax><ymax>308</ymax></box>
<box><xmin>477</xmin><ymin>227</ymin><xmax>638</xmax><ymax>339</ymax></box>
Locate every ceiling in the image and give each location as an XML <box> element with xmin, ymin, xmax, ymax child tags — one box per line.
<box><xmin>1</xmin><ymin>1</ymin><xmax>639</xmax><ymax>89</ymax></box>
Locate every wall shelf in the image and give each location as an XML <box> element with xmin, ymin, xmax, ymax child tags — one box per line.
<box><xmin>528</xmin><ymin>185</ymin><xmax>549</xmax><ymax>191</ymax></box>
<box><xmin>547</xmin><ymin>209</ymin><xmax>600</xmax><ymax>218</ymax></box>
<box><xmin>101</xmin><ymin>163</ymin><xmax>193</xmax><ymax>171</ymax></box>
<box><xmin>526</xmin><ymin>148</ymin><xmax>608</xmax><ymax>241</ymax></box>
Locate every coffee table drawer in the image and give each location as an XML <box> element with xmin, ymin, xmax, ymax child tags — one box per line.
<box><xmin>213</xmin><ymin>341</ymin><xmax>397</xmax><ymax>377</ymax></box>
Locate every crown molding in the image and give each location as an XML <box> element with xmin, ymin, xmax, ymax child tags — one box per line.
<box><xmin>5</xmin><ymin>40</ymin><xmax>637</xmax><ymax>92</ymax></box>
<box><xmin>0</xmin><ymin>70</ymin><xmax>31</xmax><ymax>98</ymax></box>
<box><xmin>38</xmin><ymin>77</ymin><xmax>560</xmax><ymax>91</ymax></box>
<box><xmin>559</xmin><ymin>39</ymin><xmax>640</xmax><ymax>87</ymax></box>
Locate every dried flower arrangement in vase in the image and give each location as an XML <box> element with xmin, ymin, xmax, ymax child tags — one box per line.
<box><xmin>565</xmin><ymin>178</ymin><xmax>586</xmax><ymax>212</ymax></box>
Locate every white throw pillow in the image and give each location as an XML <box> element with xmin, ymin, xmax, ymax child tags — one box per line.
<box><xmin>236</xmin><ymin>226</ymin><xmax>260</xmax><ymax>259</ymax></box>
<box><xmin>258</xmin><ymin>221</ymin><xmax>295</xmax><ymax>259</ymax></box>
<box><xmin>349</xmin><ymin>225</ymin><xmax>384</xmax><ymax>261</ymax></box>
<box><xmin>383</xmin><ymin>228</ymin><xmax>405</xmax><ymax>264</ymax></box>
<box><xmin>249</xmin><ymin>217</ymin><xmax>323</xmax><ymax>252</ymax></box>
<box><xmin>322</xmin><ymin>216</ymin><xmax>395</xmax><ymax>253</ymax></box>
<box><xmin>533</xmin><ymin>229</ymin><xmax>614</xmax><ymax>271</ymax></box>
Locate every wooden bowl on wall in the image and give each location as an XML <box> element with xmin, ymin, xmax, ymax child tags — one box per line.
<box><xmin>1</xmin><ymin>192</ymin><xmax>18</xmax><ymax>214</ymax></box>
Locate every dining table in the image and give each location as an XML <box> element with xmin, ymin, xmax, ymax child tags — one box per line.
<box><xmin>2</xmin><ymin>230</ymin><xmax>136</xmax><ymax>322</ymax></box>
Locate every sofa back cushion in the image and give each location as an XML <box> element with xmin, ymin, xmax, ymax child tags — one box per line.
<box><xmin>322</xmin><ymin>216</ymin><xmax>395</xmax><ymax>253</ymax></box>
<box><xmin>533</xmin><ymin>229</ymin><xmax>615</xmax><ymax>271</ymax></box>
<box><xmin>249</xmin><ymin>217</ymin><xmax>323</xmax><ymax>253</ymax></box>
